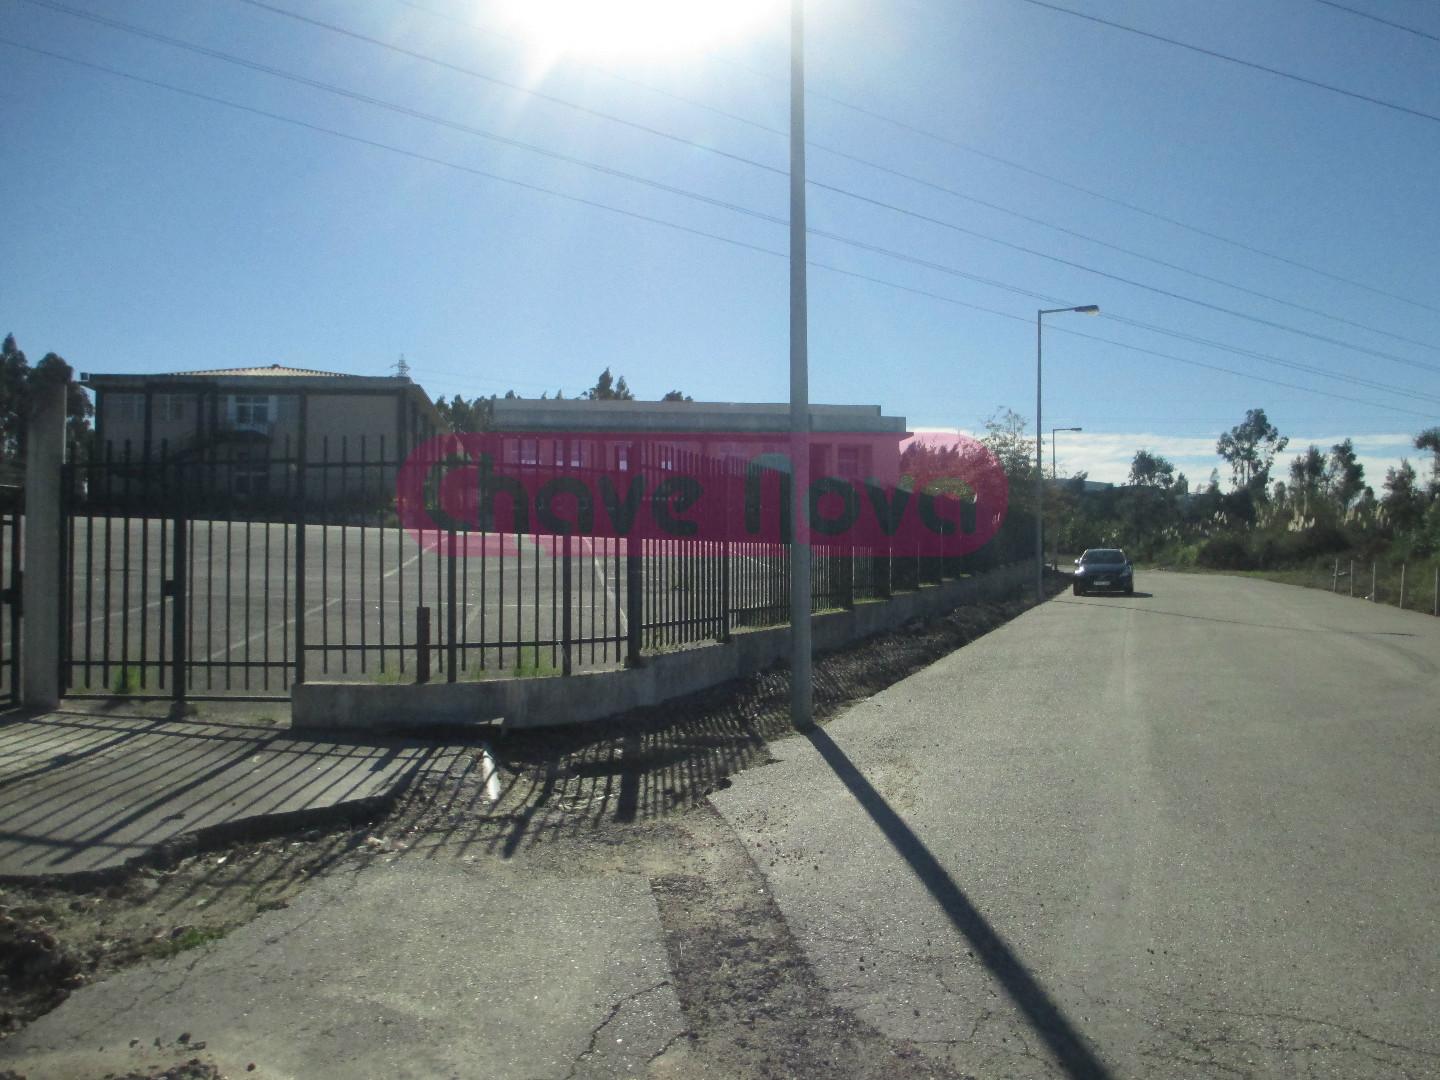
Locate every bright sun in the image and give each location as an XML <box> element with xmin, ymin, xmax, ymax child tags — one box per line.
<box><xmin>495</xmin><ymin>0</ymin><xmax>781</xmax><ymax>59</ymax></box>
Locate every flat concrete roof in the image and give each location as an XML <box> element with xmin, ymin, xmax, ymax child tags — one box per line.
<box><xmin>491</xmin><ymin>399</ymin><xmax>908</xmax><ymax>435</ymax></box>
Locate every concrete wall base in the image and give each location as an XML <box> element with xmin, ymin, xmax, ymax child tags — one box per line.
<box><xmin>292</xmin><ymin>562</ymin><xmax>1028</xmax><ymax>732</ymax></box>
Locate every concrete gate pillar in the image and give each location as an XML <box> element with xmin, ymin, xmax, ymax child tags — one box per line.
<box><xmin>22</xmin><ymin>381</ymin><xmax>65</xmax><ymax>709</ymax></box>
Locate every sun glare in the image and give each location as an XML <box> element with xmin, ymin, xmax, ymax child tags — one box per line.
<box><xmin>496</xmin><ymin>0</ymin><xmax>780</xmax><ymax>59</ymax></box>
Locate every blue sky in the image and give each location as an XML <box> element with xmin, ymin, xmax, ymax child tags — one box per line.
<box><xmin>3</xmin><ymin>0</ymin><xmax>1438</xmax><ymax>485</ymax></box>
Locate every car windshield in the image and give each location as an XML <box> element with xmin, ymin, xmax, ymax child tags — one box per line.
<box><xmin>1081</xmin><ymin>549</ymin><xmax>1127</xmax><ymax>564</ymax></box>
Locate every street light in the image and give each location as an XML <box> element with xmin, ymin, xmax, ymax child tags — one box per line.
<box><xmin>1036</xmin><ymin>305</ymin><xmax>1099</xmax><ymax>603</ymax></box>
<box><xmin>1050</xmin><ymin>426</ymin><xmax>1082</xmax><ymax>570</ymax></box>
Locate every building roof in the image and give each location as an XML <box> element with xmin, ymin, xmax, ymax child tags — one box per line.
<box><xmin>81</xmin><ymin>365</ymin><xmax>415</xmax><ymax>390</ymax></box>
<box><xmin>166</xmin><ymin>364</ymin><xmax>351</xmax><ymax>378</ymax></box>
<box><xmin>491</xmin><ymin>398</ymin><xmax>909</xmax><ymax>435</ymax></box>
<box><xmin>79</xmin><ymin>366</ymin><xmax>444</xmax><ymax>424</ymax></box>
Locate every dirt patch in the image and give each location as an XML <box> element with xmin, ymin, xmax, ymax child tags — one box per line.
<box><xmin>650</xmin><ymin>806</ymin><xmax>966</xmax><ymax>1080</ymax></box>
<box><xmin>0</xmin><ymin>576</ymin><xmax>1062</xmax><ymax>1077</ymax></box>
<box><xmin>0</xmin><ymin>821</ymin><xmax>379</xmax><ymax>1037</ymax></box>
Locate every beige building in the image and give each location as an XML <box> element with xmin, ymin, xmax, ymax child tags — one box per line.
<box><xmin>81</xmin><ymin>365</ymin><xmax>442</xmax><ymax>499</ymax></box>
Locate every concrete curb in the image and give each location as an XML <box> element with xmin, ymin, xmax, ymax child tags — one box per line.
<box><xmin>0</xmin><ymin>764</ymin><xmax>419</xmax><ymax>888</ymax></box>
<box><xmin>293</xmin><ymin>563</ymin><xmax>1031</xmax><ymax>732</ymax></box>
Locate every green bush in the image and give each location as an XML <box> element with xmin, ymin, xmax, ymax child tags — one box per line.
<box><xmin>1196</xmin><ymin>535</ymin><xmax>1254</xmax><ymax>570</ymax></box>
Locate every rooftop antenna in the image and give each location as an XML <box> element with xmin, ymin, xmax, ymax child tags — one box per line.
<box><xmin>393</xmin><ymin>353</ymin><xmax>410</xmax><ymax>379</ymax></box>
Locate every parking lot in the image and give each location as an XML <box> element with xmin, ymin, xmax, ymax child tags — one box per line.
<box><xmin>59</xmin><ymin>514</ymin><xmax>791</xmax><ymax>698</ymax></box>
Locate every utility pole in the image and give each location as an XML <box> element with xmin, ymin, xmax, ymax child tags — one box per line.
<box><xmin>789</xmin><ymin>0</ymin><xmax>812</xmax><ymax>728</ymax></box>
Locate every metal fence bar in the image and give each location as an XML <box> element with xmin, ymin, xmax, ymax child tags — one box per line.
<box><xmin>50</xmin><ymin>437</ymin><xmax>1039</xmax><ymax>702</ymax></box>
<box><xmin>0</xmin><ymin>504</ymin><xmax>18</xmax><ymax>704</ymax></box>
<box><xmin>170</xmin><ymin>502</ymin><xmax>186</xmax><ymax>701</ymax></box>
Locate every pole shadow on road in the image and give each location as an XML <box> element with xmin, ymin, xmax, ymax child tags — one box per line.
<box><xmin>804</xmin><ymin>723</ymin><xmax>1114</xmax><ymax>1080</ymax></box>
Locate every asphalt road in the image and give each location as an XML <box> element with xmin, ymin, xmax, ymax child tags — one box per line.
<box><xmin>713</xmin><ymin>571</ymin><xmax>1440</xmax><ymax>1078</ymax></box>
<box><xmin>6</xmin><ymin>571</ymin><xmax>1435</xmax><ymax>1079</ymax></box>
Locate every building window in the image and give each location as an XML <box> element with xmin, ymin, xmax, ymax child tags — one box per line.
<box><xmin>109</xmin><ymin>393</ymin><xmax>143</xmax><ymax>423</ymax></box>
<box><xmin>156</xmin><ymin>394</ymin><xmax>186</xmax><ymax>422</ymax></box>
<box><xmin>838</xmin><ymin>445</ymin><xmax>863</xmax><ymax>480</ymax></box>
<box><xmin>228</xmin><ymin>394</ymin><xmax>272</xmax><ymax>429</ymax></box>
<box><xmin>232</xmin><ymin>451</ymin><xmax>270</xmax><ymax>497</ymax></box>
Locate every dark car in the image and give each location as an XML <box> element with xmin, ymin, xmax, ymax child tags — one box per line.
<box><xmin>1073</xmin><ymin>548</ymin><xmax>1134</xmax><ymax>596</ymax></box>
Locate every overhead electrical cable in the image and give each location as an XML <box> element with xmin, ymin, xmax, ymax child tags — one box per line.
<box><xmin>5</xmin><ymin>36</ymin><xmax>1435</xmax><ymax>424</ymax></box>
<box><xmin>1312</xmin><ymin>1</ymin><xmax>1440</xmax><ymax>45</ymax></box>
<box><xmin>806</xmin><ymin>170</ymin><xmax>1440</xmax><ymax>355</ymax></box>
<box><xmin>32</xmin><ymin>0</ymin><xmax>1440</xmax><ymax>378</ymax></box>
<box><xmin>20</xmin><ymin>0</ymin><xmax>790</xmax><ymax>223</ymax></box>
<box><xmin>546</xmin><ymin>1</ymin><xmax>1440</xmax><ymax>318</ymax></box>
<box><xmin>805</xmin><ymin>181</ymin><xmax>1440</xmax><ymax>375</ymax></box>
<box><xmin>1011</xmin><ymin>0</ymin><xmax>1440</xmax><ymax>126</ymax></box>
<box><xmin>230</xmin><ymin>0</ymin><xmax>790</xmax><ymax>175</ymax></box>
<box><xmin>813</xmin><ymin>261</ymin><xmax>1439</xmax><ymax>420</ymax></box>
<box><xmin>252</xmin><ymin>0</ymin><xmax>1440</xmax><ymax>319</ymax></box>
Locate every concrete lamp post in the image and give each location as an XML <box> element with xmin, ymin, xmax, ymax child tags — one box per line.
<box><xmin>1050</xmin><ymin>426</ymin><xmax>1082</xmax><ymax>570</ymax></box>
<box><xmin>788</xmin><ymin>0</ymin><xmax>812</xmax><ymax>728</ymax></box>
<box><xmin>1035</xmin><ymin>306</ymin><xmax>1099</xmax><ymax>604</ymax></box>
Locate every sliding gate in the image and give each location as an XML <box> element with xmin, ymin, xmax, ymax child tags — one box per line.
<box><xmin>60</xmin><ymin>452</ymin><xmax>296</xmax><ymax>700</ymax></box>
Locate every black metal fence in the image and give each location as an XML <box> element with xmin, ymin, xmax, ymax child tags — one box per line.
<box><xmin>57</xmin><ymin>441</ymin><xmax>995</xmax><ymax>701</ymax></box>
<box><xmin>0</xmin><ymin>490</ymin><xmax>19</xmax><ymax>705</ymax></box>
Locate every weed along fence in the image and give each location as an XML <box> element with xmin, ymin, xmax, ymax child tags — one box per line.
<box><xmin>292</xmin><ymin>561</ymin><xmax>1031</xmax><ymax>732</ymax></box>
<box><xmin>1272</xmin><ymin>557</ymin><xmax>1440</xmax><ymax>616</ymax></box>
<box><xmin>1338</xmin><ymin>557</ymin><xmax>1440</xmax><ymax>614</ymax></box>
<box><xmin>53</xmin><ymin>435</ymin><xmax>1013</xmax><ymax>706</ymax></box>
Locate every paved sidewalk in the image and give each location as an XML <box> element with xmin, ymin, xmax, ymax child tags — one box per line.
<box><xmin>0</xmin><ymin>707</ymin><xmax>466</xmax><ymax>877</ymax></box>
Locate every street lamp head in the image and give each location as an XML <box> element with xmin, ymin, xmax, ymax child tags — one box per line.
<box><xmin>1072</xmin><ymin>305</ymin><xmax>1100</xmax><ymax>315</ymax></box>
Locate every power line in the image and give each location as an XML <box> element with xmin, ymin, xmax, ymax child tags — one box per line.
<box><xmin>641</xmin><ymin>6</ymin><xmax>1440</xmax><ymax>318</ymax></box>
<box><xmin>807</xmin><ymin>167</ymin><xmax>1440</xmax><ymax>357</ymax></box>
<box><xmin>47</xmin><ymin>0</ymin><xmax>1440</xmax><ymax>380</ymax></box>
<box><xmin>1101</xmin><ymin>314</ymin><xmax>1440</xmax><ymax>405</ymax></box>
<box><xmin>807</xmin><ymin>180</ymin><xmax>1440</xmax><ymax>375</ymax></box>
<box><xmin>1313</xmin><ymin>1</ymin><xmax>1440</xmax><ymax>45</ymax></box>
<box><xmin>232</xmin><ymin>0</ymin><xmax>788</xmax><ymax>175</ymax></box>
<box><xmin>6</xmin><ymin>36</ymin><xmax>1435</xmax><ymax>425</ymax></box>
<box><xmin>242</xmin><ymin>0</ymin><xmax>1440</xmax><ymax>323</ymax></box>
<box><xmin>0</xmin><ymin>38</ymin><xmax>790</xmax><ymax>256</ymax></box>
<box><xmin>387</xmin><ymin>0</ymin><xmax>790</xmax><ymax>140</ymax></box>
<box><xmin>382</xmin><ymin>0</ymin><xmax>1440</xmax><ymax>326</ymax></box>
<box><xmin>21</xmin><ymin>0</ymin><xmax>790</xmax><ymax>224</ymax></box>
<box><xmin>23</xmin><ymin>19</ymin><xmax>1440</xmax><ymax>405</ymax></box>
<box><xmin>1011</xmin><ymin>0</ymin><xmax>1440</xmax><ymax>126</ymax></box>
<box><xmin>816</xmin><ymin>259</ymin><xmax>1438</xmax><ymax>418</ymax></box>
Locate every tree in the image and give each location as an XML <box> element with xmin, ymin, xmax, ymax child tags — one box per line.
<box><xmin>980</xmin><ymin>408</ymin><xmax>1034</xmax><ymax>485</ymax></box>
<box><xmin>1325</xmin><ymin>438</ymin><xmax>1365</xmax><ymax>513</ymax></box>
<box><xmin>586</xmin><ymin>367</ymin><xmax>635</xmax><ymax>401</ymax></box>
<box><xmin>661</xmin><ymin>390</ymin><xmax>693</xmax><ymax>402</ymax></box>
<box><xmin>1288</xmin><ymin>445</ymin><xmax>1325</xmax><ymax>520</ymax></box>
<box><xmin>0</xmin><ymin>336</ymin><xmax>93</xmax><ymax>463</ymax></box>
<box><xmin>1414</xmin><ymin>426</ymin><xmax>1440</xmax><ymax>496</ymax></box>
<box><xmin>1216</xmin><ymin>408</ymin><xmax>1288</xmax><ymax>494</ymax></box>
<box><xmin>433</xmin><ymin>394</ymin><xmax>494</xmax><ymax>433</ymax></box>
<box><xmin>1128</xmin><ymin>449</ymin><xmax>1175</xmax><ymax>488</ymax></box>
<box><xmin>0</xmin><ymin>334</ymin><xmax>30</xmax><ymax>460</ymax></box>
<box><xmin>1382</xmin><ymin>460</ymin><xmax>1425</xmax><ymax>533</ymax></box>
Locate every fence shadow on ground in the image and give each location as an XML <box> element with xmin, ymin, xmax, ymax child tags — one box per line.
<box><xmin>0</xmin><ymin>707</ymin><xmax>462</xmax><ymax>879</ymax></box>
<box><xmin>403</xmin><ymin>585</ymin><xmax>1060</xmax><ymax>861</ymax></box>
